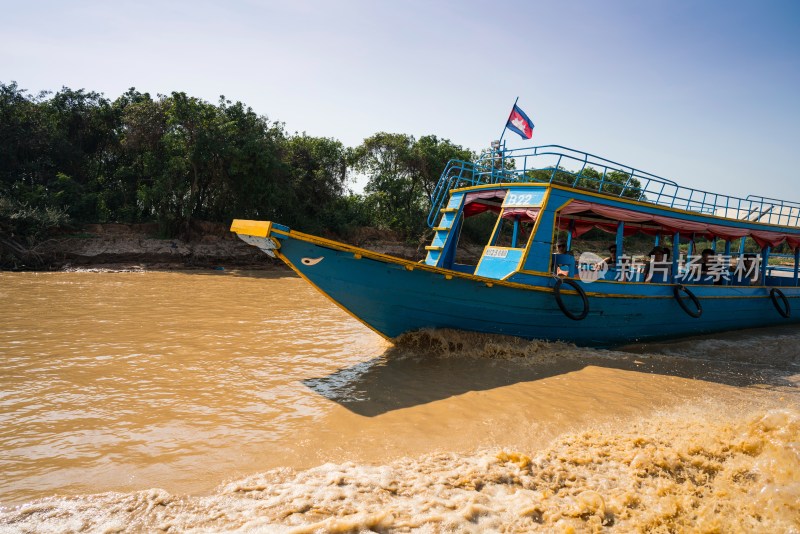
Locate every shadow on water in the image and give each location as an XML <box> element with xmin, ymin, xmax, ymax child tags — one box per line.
<box><xmin>303</xmin><ymin>326</ymin><xmax>800</xmax><ymax>417</ymax></box>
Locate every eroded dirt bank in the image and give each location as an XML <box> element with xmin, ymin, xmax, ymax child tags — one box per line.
<box><xmin>0</xmin><ymin>222</ymin><xmax>430</xmax><ymax>271</ymax></box>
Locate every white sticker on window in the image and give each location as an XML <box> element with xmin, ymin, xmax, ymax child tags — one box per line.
<box><xmin>484</xmin><ymin>248</ymin><xmax>509</xmax><ymax>258</ymax></box>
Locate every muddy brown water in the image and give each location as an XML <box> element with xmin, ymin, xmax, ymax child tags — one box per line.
<box><xmin>0</xmin><ymin>271</ymin><xmax>798</xmax><ymax>532</ymax></box>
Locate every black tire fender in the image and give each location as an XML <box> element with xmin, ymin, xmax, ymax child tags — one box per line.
<box><xmin>770</xmin><ymin>288</ymin><xmax>791</xmax><ymax>318</ymax></box>
<box><xmin>553</xmin><ymin>278</ymin><xmax>590</xmax><ymax>321</ymax></box>
<box><xmin>673</xmin><ymin>284</ymin><xmax>702</xmax><ymax>318</ymax></box>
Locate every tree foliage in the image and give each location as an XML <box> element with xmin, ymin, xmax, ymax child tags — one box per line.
<box><xmin>352</xmin><ymin>133</ymin><xmax>473</xmax><ymax>236</ymax></box>
<box><xmin>526</xmin><ymin>165</ymin><xmax>643</xmax><ymax>199</ymax></box>
<box><xmin>0</xmin><ymin>82</ymin><xmax>473</xmax><ymax>242</ymax></box>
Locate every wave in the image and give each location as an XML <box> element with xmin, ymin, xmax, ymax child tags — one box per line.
<box><xmin>389</xmin><ymin>326</ymin><xmax>800</xmax><ymax>372</ymax></box>
<box><xmin>390</xmin><ymin>328</ymin><xmax>585</xmax><ymax>362</ymax></box>
<box><xmin>3</xmin><ymin>406</ymin><xmax>797</xmax><ymax>533</ymax></box>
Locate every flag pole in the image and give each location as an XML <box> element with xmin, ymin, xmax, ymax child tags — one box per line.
<box><xmin>498</xmin><ymin>96</ymin><xmax>519</xmax><ymax>144</ymax></box>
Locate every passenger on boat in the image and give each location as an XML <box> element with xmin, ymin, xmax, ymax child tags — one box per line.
<box><xmin>745</xmin><ymin>254</ymin><xmax>761</xmax><ymax>284</ymax></box>
<box><xmin>553</xmin><ymin>240</ymin><xmax>576</xmax><ymax>276</ymax></box>
<box><xmin>732</xmin><ymin>253</ymin><xmax>761</xmax><ymax>285</ymax></box>
<box><xmin>699</xmin><ymin>248</ymin><xmax>715</xmax><ymax>275</ymax></box>
<box><xmin>643</xmin><ymin>246</ymin><xmax>671</xmax><ymax>282</ymax></box>
<box><xmin>603</xmin><ymin>245</ymin><xmax>617</xmax><ymax>267</ymax></box>
<box><xmin>684</xmin><ymin>247</ymin><xmax>716</xmax><ymax>284</ymax></box>
<box><xmin>704</xmin><ymin>248</ymin><xmax>733</xmax><ymax>285</ymax></box>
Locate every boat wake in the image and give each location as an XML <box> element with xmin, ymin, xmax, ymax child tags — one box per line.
<box><xmin>3</xmin><ymin>405</ymin><xmax>798</xmax><ymax>533</ymax></box>
<box><xmin>3</xmin><ymin>313</ymin><xmax>799</xmax><ymax>532</ymax></box>
<box><xmin>391</xmin><ymin>325</ymin><xmax>800</xmax><ymax>366</ymax></box>
<box><xmin>388</xmin><ymin>326</ymin><xmax>800</xmax><ymax>380</ymax></box>
<box><xmin>390</xmin><ymin>328</ymin><xmax>581</xmax><ymax>362</ymax></box>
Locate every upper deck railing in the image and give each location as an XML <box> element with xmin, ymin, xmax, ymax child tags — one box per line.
<box><xmin>427</xmin><ymin>144</ymin><xmax>800</xmax><ymax>229</ymax></box>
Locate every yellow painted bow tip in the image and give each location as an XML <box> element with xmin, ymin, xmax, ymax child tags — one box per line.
<box><xmin>230</xmin><ymin>219</ymin><xmax>273</xmax><ymax>238</ymax></box>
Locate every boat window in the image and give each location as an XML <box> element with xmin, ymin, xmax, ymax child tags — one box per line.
<box><xmin>492</xmin><ymin>212</ymin><xmax>536</xmax><ymax>249</ymax></box>
<box><xmin>446</xmin><ymin>190</ymin><xmax>508</xmax><ymax>268</ymax></box>
<box><xmin>453</xmin><ymin>211</ymin><xmax>497</xmax><ymax>266</ymax></box>
<box><xmin>447</xmin><ymin>189</ymin><xmax>542</xmax><ymax>271</ymax></box>
<box><xmin>555</xmin><ymin>200</ymin><xmax>800</xmax><ymax>285</ymax></box>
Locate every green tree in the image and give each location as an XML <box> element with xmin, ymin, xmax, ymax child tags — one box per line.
<box><xmin>44</xmin><ymin>87</ymin><xmax>117</xmax><ymax>220</ymax></box>
<box><xmin>0</xmin><ymin>82</ymin><xmax>51</xmax><ymax>198</ymax></box>
<box><xmin>1</xmin><ymin>82</ymin><xmax>480</xmax><ymax>246</ymax></box>
<box><xmin>110</xmin><ymin>89</ymin><xmax>168</xmax><ymax>222</ymax></box>
<box><xmin>527</xmin><ymin>165</ymin><xmax>643</xmax><ymax>199</ymax></box>
<box><xmin>352</xmin><ymin>133</ymin><xmax>472</xmax><ymax>237</ymax></box>
<box><xmin>212</xmin><ymin>98</ymin><xmax>290</xmax><ymax>225</ymax></box>
<box><xmin>283</xmin><ymin>134</ymin><xmax>348</xmax><ymax>232</ymax></box>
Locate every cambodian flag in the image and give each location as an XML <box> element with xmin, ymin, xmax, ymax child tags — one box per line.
<box><xmin>506</xmin><ymin>104</ymin><xmax>534</xmax><ymax>140</ymax></box>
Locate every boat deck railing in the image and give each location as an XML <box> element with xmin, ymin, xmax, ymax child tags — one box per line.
<box><xmin>427</xmin><ymin>145</ymin><xmax>800</xmax><ymax>229</ymax></box>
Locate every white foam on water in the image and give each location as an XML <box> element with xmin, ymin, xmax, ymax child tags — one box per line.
<box><xmin>2</xmin><ymin>404</ymin><xmax>797</xmax><ymax>533</ymax></box>
<box><xmin>389</xmin><ymin>328</ymin><xmax>589</xmax><ymax>364</ymax></box>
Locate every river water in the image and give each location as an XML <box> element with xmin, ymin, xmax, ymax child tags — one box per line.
<box><xmin>0</xmin><ymin>271</ymin><xmax>798</xmax><ymax>532</ymax></box>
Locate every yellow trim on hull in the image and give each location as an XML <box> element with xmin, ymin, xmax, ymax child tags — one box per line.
<box><xmin>230</xmin><ymin>220</ymin><xmax>783</xmax><ymax>302</ymax></box>
<box><xmin>283</xmin><ymin>228</ymin><xmax>779</xmax><ymax>300</ymax></box>
<box><xmin>287</xmin><ymin>228</ymin><xmax>556</xmax><ymax>295</ymax></box>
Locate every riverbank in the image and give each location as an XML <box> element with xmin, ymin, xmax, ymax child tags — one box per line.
<box><xmin>0</xmin><ymin>222</ymin><xmax>431</xmax><ymax>272</ymax></box>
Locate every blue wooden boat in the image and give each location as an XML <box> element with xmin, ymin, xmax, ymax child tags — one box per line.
<box><xmin>231</xmin><ymin>143</ymin><xmax>800</xmax><ymax>346</ymax></box>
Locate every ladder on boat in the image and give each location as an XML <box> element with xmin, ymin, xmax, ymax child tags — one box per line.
<box><xmin>424</xmin><ymin>192</ymin><xmax>466</xmax><ymax>266</ymax></box>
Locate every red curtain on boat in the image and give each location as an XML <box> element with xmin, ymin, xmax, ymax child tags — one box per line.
<box><xmin>751</xmin><ymin>231</ymin><xmax>789</xmax><ymax>249</ymax></box>
<box><xmin>464</xmin><ymin>189</ymin><xmax>507</xmax><ymax>204</ymax></box>
<box><xmin>557</xmin><ymin>219</ymin><xmax>653</xmax><ymax>237</ymax></box>
<box><xmin>463</xmin><ymin>190</ymin><xmax>507</xmax><ymax>217</ymax></box>
<box><xmin>570</xmin><ymin>221</ymin><xmax>596</xmax><ymax>238</ymax></box>
<box><xmin>560</xmin><ymin>200</ymin><xmax>800</xmax><ymax>246</ymax></box>
<box><xmin>501</xmin><ymin>208</ymin><xmax>540</xmax><ymax>221</ymax></box>
<box><xmin>463</xmin><ymin>203</ymin><xmax>501</xmax><ymax>217</ymax></box>
<box><xmin>561</xmin><ymin>202</ymin><xmax>652</xmax><ymax>222</ymax></box>
<box><xmin>704</xmin><ymin>224</ymin><xmax>750</xmax><ymax>241</ymax></box>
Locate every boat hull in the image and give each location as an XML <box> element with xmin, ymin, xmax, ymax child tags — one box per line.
<box><xmin>264</xmin><ymin>230</ymin><xmax>799</xmax><ymax>347</ymax></box>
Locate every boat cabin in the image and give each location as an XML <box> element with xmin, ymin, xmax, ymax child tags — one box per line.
<box><xmin>424</xmin><ymin>145</ymin><xmax>800</xmax><ymax>288</ymax></box>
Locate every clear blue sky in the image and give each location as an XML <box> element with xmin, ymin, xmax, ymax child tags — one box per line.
<box><xmin>2</xmin><ymin>0</ymin><xmax>798</xmax><ymax>200</ymax></box>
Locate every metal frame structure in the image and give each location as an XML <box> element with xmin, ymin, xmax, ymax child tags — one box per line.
<box><xmin>428</xmin><ymin>144</ymin><xmax>800</xmax><ymax>228</ymax></box>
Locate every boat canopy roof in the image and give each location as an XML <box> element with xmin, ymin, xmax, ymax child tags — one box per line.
<box><xmin>428</xmin><ymin>144</ymin><xmax>800</xmax><ymax>231</ymax></box>
<box><xmin>457</xmin><ymin>186</ymin><xmax>800</xmax><ymax>248</ymax></box>
<box><xmin>557</xmin><ymin>200</ymin><xmax>800</xmax><ymax>249</ymax></box>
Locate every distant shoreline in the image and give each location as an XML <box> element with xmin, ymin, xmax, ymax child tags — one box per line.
<box><xmin>0</xmin><ymin>221</ymin><xmax>429</xmax><ymax>272</ymax></box>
